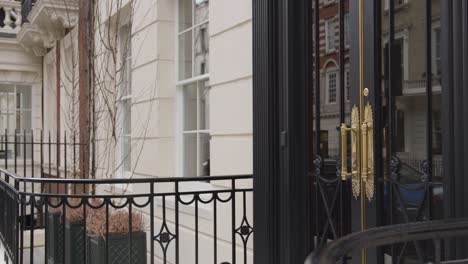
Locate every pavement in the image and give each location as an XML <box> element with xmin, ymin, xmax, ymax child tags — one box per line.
<box><xmin>1</xmin><ymin>229</ymin><xmax>46</xmax><ymax>264</ymax></box>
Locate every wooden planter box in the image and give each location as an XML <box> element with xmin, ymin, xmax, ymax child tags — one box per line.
<box><xmin>46</xmin><ymin>213</ymin><xmax>64</xmax><ymax>264</ymax></box>
<box><xmin>46</xmin><ymin>213</ymin><xmax>87</xmax><ymax>264</ymax></box>
<box><xmin>65</xmin><ymin>221</ymin><xmax>86</xmax><ymax>264</ymax></box>
<box><xmin>86</xmin><ymin>232</ymin><xmax>147</xmax><ymax>264</ymax></box>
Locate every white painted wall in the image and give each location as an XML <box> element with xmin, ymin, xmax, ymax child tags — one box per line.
<box><xmin>92</xmin><ymin>0</ymin><xmax>254</xmax><ymax>262</ymax></box>
<box><xmin>0</xmin><ymin>37</ymin><xmax>42</xmax><ymax>131</ymax></box>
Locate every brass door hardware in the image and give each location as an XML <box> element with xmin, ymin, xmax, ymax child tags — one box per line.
<box><xmin>342</xmin><ymin>0</ymin><xmax>373</xmax><ymax>262</ymax></box>
<box><xmin>340</xmin><ymin>91</ymin><xmax>374</xmax><ymax>200</ymax></box>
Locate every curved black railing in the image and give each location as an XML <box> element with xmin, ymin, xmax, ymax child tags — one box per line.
<box><xmin>305</xmin><ymin>218</ymin><xmax>468</xmax><ymax>264</ymax></box>
<box><xmin>0</xmin><ymin>168</ymin><xmax>253</xmax><ymax>264</ymax></box>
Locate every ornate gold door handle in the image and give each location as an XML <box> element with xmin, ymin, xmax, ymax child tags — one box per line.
<box><xmin>340</xmin><ymin>90</ymin><xmax>374</xmax><ymax>200</ymax></box>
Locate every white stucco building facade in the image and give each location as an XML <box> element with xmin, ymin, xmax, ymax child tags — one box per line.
<box><xmin>1</xmin><ymin>0</ymin><xmax>253</xmax><ymax>263</ymax></box>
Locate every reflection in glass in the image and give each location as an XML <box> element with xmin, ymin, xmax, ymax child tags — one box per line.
<box><xmin>0</xmin><ymin>84</ymin><xmax>32</xmax><ymax>134</ymax></box>
<box><xmin>178</xmin><ymin>0</ymin><xmax>192</xmax><ymax>31</ymax></box>
<box><xmin>194</xmin><ymin>0</ymin><xmax>209</xmax><ymax>25</ymax></box>
<box><xmin>199</xmin><ymin>132</ymin><xmax>210</xmax><ymax>176</ymax></box>
<box><xmin>178</xmin><ymin>31</ymin><xmax>193</xmax><ymax>80</ymax></box>
<box><xmin>199</xmin><ymin>80</ymin><xmax>209</xmax><ymax>130</ymax></box>
<box><xmin>183</xmin><ymin>83</ymin><xmax>197</xmax><ymax>131</ymax></box>
<box><xmin>194</xmin><ymin>24</ymin><xmax>209</xmax><ymax>76</ymax></box>
<box><xmin>182</xmin><ymin>80</ymin><xmax>210</xmax><ymax>177</ymax></box>
<box><xmin>381</xmin><ymin>0</ymin><xmax>444</xmax><ymax>261</ymax></box>
<box><xmin>183</xmin><ymin>133</ymin><xmax>197</xmax><ymax>177</ymax></box>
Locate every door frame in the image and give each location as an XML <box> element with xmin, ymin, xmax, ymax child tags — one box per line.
<box><xmin>253</xmin><ymin>0</ymin><xmax>468</xmax><ymax>262</ymax></box>
<box><xmin>253</xmin><ymin>0</ymin><xmax>313</xmax><ymax>263</ymax></box>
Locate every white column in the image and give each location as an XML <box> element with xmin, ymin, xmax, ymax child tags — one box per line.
<box><xmin>3</xmin><ymin>6</ymin><xmax>12</xmax><ymax>29</ymax></box>
<box><xmin>12</xmin><ymin>7</ymin><xmax>22</xmax><ymax>27</ymax></box>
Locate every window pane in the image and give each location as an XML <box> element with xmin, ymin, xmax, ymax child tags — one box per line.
<box><xmin>0</xmin><ymin>93</ymin><xmax>7</xmax><ymax>111</ymax></box>
<box><xmin>326</xmin><ymin>19</ymin><xmax>336</xmax><ymax>52</ymax></box>
<box><xmin>0</xmin><ymin>84</ymin><xmax>14</xmax><ymax>110</ymax></box>
<box><xmin>119</xmin><ymin>25</ymin><xmax>131</xmax><ymax>97</ymax></box>
<box><xmin>178</xmin><ymin>0</ymin><xmax>193</xmax><ymax>31</ymax></box>
<box><xmin>199</xmin><ymin>80</ymin><xmax>209</xmax><ymax>130</ymax></box>
<box><xmin>344</xmin><ymin>14</ymin><xmax>350</xmax><ymax>47</ymax></box>
<box><xmin>178</xmin><ymin>31</ymin><xmax>193</xmax><ymax>80</ymax></box>
<box><xmin>183</xmin><ymin>133</ymin><xmax>197</xmax><ymax>176</ymax></box>
<box><xmin>328</xmin><ymin>72</ymin><xmax>337</xmax><ymax>103</ymax></box>
<box><xmin>194</xmin><ymin>23</ymin><xmax>209</xmax><ymax>76</ymax></box>
<box><xmin>19</xmin><ymin>111</ymin><xmax>32</xmax><ymax>131</ymax></box>
<box><xmin>16</xmin><ymin>85</ymin><xmax>32</xmax><ymax>109</ymax></box>
<box><xmin>198</xmin><ymin>132</ymin><xmax>210</xmax><ymax>176</ymax></box>
<box><xmin>434</xmin><ymin>28</ymin><xmax>441</xmax><ymax>76</ymax></box>
<box><xmin>194</xmin><ymin>0</ymin><xmax>209</xmax><ymax>25</ymax></box>
<box><xmin>122</xmin><ymin>99</ymin><xmax>131</xmax><ymax>135</ymax></box>
<box><xmin>183</xmin><ymin>83</ymin><xmax>197</xmax><ymax>131</ymax></box>
<box><xmin>122</xmin><ymin>136</ymin><xmax>131</xmax><ymax>172</ymax></box>
<box><xmin>0</xmin><ymin>112</ymin><xmax>14</xmax><ymax>132</ymax></box>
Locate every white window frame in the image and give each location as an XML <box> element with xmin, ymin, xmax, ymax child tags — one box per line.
<box><xmin>177</xmin><ymin>79</ymin><xmax>210</xmax><ymax>178</ymax></box>
<box><xmin>326</xmin><ymin>71</ymin><xmax>338</xmax><ymax>104</ymax></box>
<box><xmin>0</xmin><ymin>83</ymin><xmax>33</xmax><ymax>159</ymax></box>
<box><xmin>383</xmin><ymin>30</ymin><xmax>409</xmax><ymax>82</ymax></box>
<box><xmin>177</xmin><ymin>0</ymin><xmax>210</xmax><ymax>81</ymax></box>
<box><xmin>176</xmin><ymin>0</ymin><xmax>211</xmax><ymax>180</ymax></box>
<box><xmin>323</xmin><ymin>0</ymin><xmax>335</xmax><ymax>5</ymax></box>
<box><xmin>325</xmin><ymin>18</ymin><xmax>336</xmax><ymax>53</ymax></box>
<box><xmin>116</xmin><ymin>23</ymin><xmax>132</xmax><ymax>178</ymax></box>
<box><xmin>0</xmin><ymin>84</ymin><xmax>32</xmax><ymax>131</ymax></box>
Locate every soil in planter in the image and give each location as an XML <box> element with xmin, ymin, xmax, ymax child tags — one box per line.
<box><xmin>46</xmin><ymin>213</ymin><xmax>64</xmax><ymax>264</ymax></box>
<box><xmin>87</xmin><ymin>232</ymin><xmax>147</xmax><ymax>264</ymax></box>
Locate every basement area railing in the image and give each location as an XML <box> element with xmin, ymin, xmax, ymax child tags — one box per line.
<box><xmin>0</xmin><ymin>130</ymin><xmax>88</xmax><ymax>180</ymax></box>
<box><xmin>305</xmin><ymin>218</ymin><xmax>468</xmax><ymax>264</ymax></box>
<box><xmin>0</xmin><ymin>168</ymin><xmax>253</xmax><ymax>263</ymax></box>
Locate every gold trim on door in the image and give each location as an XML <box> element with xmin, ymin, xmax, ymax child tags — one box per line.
<box><xmin>339</xmin><ymin>0</ymin><xmax>375</xmax><ymax>263</ymax></box>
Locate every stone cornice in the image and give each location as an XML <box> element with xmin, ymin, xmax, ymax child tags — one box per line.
<box><xmin>17</xmin><ymin>0</ymin><xmax>79</xmax><ymax>56</ymax></box>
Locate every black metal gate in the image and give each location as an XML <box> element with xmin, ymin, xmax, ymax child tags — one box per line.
<box><xmin>312</xmin><ymin>0</ymin><xmax>444</xmax><ymax>263</ymax></box>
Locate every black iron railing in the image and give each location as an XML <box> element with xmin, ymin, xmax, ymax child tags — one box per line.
<box><xmin>0</xmin><ymin>130</ymin><xmax>88</xmax><ymax>180</ymax></box>
<box><xmin>305</xmin><ymin>219</ymin><xmax>468</xmax><ymax>264</ymax></box>
<box><xmin>0</xmin><ymin>130</ymin><xmax>254</xmax><ymax>264</ymax></box>
<box><xmin>0</xmin><ymin>171</ymin><xmax>253</xmax><ymax>264</ymax></box>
